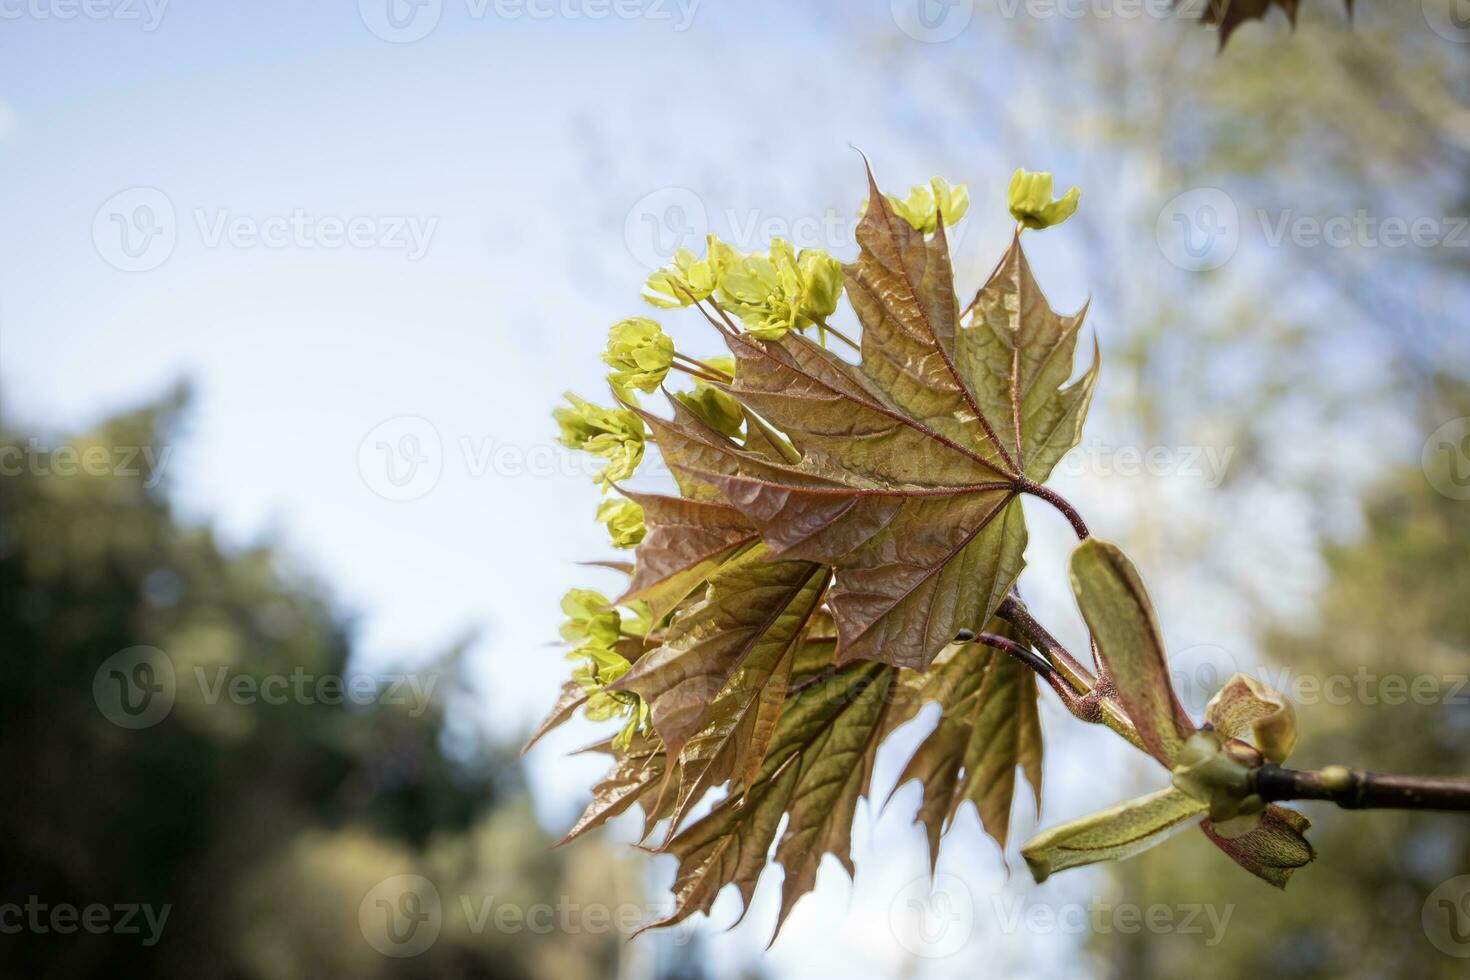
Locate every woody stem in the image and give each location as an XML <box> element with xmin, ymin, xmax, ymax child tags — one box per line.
<box><xmin>1254</xmin><ymin>765</ymin><xmax>1470</xmax><ymax>811</ymax></box>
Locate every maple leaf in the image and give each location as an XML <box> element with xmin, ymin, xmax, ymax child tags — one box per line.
<box><xmin>633</xmin><ymin>172</ymin><xmax>1096</xmax><ymax>673</ymax></box>
<box><xmin>555</xmin><ymin>733</ymin><xmax>674</xmax><ymax>848</ymax></box>
<box><xmin>888</xmin><ymin>618</ymin><xmax>1044</xmax><ymax>871</ymax></box>
<box><xmin>1181</xmin><ymin>0</ymin><xmax>1355</xmax><ymax>50</ymax></box>
<box><xmin>522</xmin><ymin>679</ymin><xmax>588</xmax><ymax>756</ymax></box>
<box><xmin>636</xmin><ymin>658</ymin><xmax>915</xmax><ymax>938</ymax></box>
<box><xmin>611</xmin><ymin>546</ymin><xmax>830</xmax><ymax>824</ymax></box>
<box><xmin>537</xmin><ymin>169</ymin><xmax>1101</xmax><ymax>938</ymax></box>
<box><xmin>615</xmin><ymin>489</ymin><xmax>761</xmax><ymax>620</ymax></box>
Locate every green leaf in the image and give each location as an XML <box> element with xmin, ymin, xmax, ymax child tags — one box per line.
<box><xmin>889</xmin><ymin>620</ymin><xmax>1043</xmax><ymax>870</ymax></box>
<box><xmin>522</xmin><ymin>679</ymin><xmax>588</xmax><ymax>755</ymax></box>
<box><xmin>1020</xmin><ymin>787</ymin><xmax>1207</xmax><ymax>883</ymax></box>
<box><xmin>612</xmin><ymin>547</ymin><xmax>828</xmax><ymax>767</ymax></box>
<box><xmin>1068</xmin><ymin>543</ymin><xmax>1315</xmax><ymax>885</ymax></box>
<box><xmin>556</xmin><ymin>734</ymin><xmax>673</xmax><ymax>848</ymax></box>
<box><xmin>959</xmin><ymin>234</ymin><xmax>1098</xmax><ymax>481</ymax></box>
<box><xmin>1070</xmin><ymin>538</ymin><xmax>1195</xmax><ymax>766</ymax></box>
<box><xmin>639</xmin><ymin>661</ymin><xmax>907</xmax><ymax>936</ymax></box>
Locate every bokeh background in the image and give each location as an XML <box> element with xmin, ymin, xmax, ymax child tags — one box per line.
<box><xmin>3</xmin><ymin>1</ymin><xmax>1469</xmax><ymax>976</ymax></box>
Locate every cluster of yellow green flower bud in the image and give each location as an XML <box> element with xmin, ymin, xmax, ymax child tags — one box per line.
<box><xmin>672</xmin><ymin>355</ymin><xmax>742</xmax><ymax>437</ymax></box>
<box><xmin>554</xmin><ymin>393</ymin><xmax>646</xmax><ymax>486</ymax></box>
<box><xmin>560</xmin><ymin>588</ymin><xmax>652</xmax><ymax>748</ymax></box>
<box><xmin>868</xmin><ymin>176</ymin><xmax>971</xmax><ymax>234</ymax></box>
<box><xmin>602</xmin><ymin>318</ymin><xmax>675</xmax><ymax>394</ymax></box>
<box><xmin>716</xmin><ymin>239</ymin><xmax>843</xmax><ymax>341</ymax></box>
<box><xmin>1170</xmin><ymin>729</ymin><xmax>1266</xmax><ymax>839</ymax></box>
<box><xmin>643</xmin><ymin>234</ymin><xmax>740</xmax><ymax>309</ymax></box>
<box><xmin>596</xmin><ymin>497</ymin><xmax>645</xmax><ymax>549</ymax></box>
<box><xmin>1007</xmin><ymin>168</ymin><xmax>1081</xmax><ymax>231</ymax></box>
<box><xmin>643</xmin><ymin>236</ymin><xmax>843</xmax><ymax>343</ymax></box>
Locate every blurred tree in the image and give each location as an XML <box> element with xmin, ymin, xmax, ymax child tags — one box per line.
<box><xmin>0</xmin><ymin>389</ymin><xmax>689</xmax><ymax>979</ymax></box>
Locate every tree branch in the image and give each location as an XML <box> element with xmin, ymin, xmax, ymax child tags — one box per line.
<box><xmin>1255</xmin><ymin>764</ymin><xmax>1470</xmax><ymax>812</ymax></box>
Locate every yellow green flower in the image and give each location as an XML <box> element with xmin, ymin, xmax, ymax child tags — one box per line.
<box><xmin>864</xmin><ymin>176</ymin><xmax>971</xmax><ymax>234</ymax></box>
<box><xmin>1007</xmin><ymin>168</ymin><xmax>1081</xmax><ymax>231</ymax></box>
<box><xmin>596</xmin><ymin>497</ymin><xmax>646</xmax><ymax>549</ymax></box>
<box><xmin>717</xmin><ymin>239</ymin><xmax>843</xmax><ymax>341</ymax></box>
<box><xmin>570</xmin><ymin>642</ymin><xmax>649</xmax><ymax>749</ymax></box>
<box><xmin>675</xmin><ymin>382</ymin><xmax>744</xmax><ymax>438</ymax></box>
<box><xmin>559</xmin><ymin>588</ymin><xmax>621</xmax><ymax>647</ymax></box>
<box><xmin>619</xmin><ymin>599</ymin><xmax>653</xmax><ymax>636</ymax></box>
<box><xmin>799</xmin><ymin>248</ymin><xmax>843</xmax><ymax>321</ymax></box>
<box><xmin>602</xmin><ymin>318</ymin><xmax>675</xmax><ymax>393</ymax></box>
<box><xmin>643</xmin><ymin>235</ymin><xmax>740</xmax><ymax>308</ymax></box>
<box><xmin>554</xmin><ymin>393</ymin><xmax>645</xmax><ymax>485</ymax></box>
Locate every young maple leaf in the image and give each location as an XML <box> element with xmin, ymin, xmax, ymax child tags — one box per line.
<box><xmin>536</xmin><ymin>167</ymin><xmax>1095</xmax><ymax>939</ymax></box>
<box><xmin>631</xmin><ymin>170</ymin><xmax>1096</xmax><ymax>674</ymax></box>
<box><xmin>1182</xmin><ymin>0</ymin><xmax>1355</xmax><ymax>50</ymax></box>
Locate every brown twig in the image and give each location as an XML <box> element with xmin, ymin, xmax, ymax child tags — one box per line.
<box><xmin>1255</xmin><ymin>765</ymin><xmax>1470</xmax><ymax>812</ymax></box>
